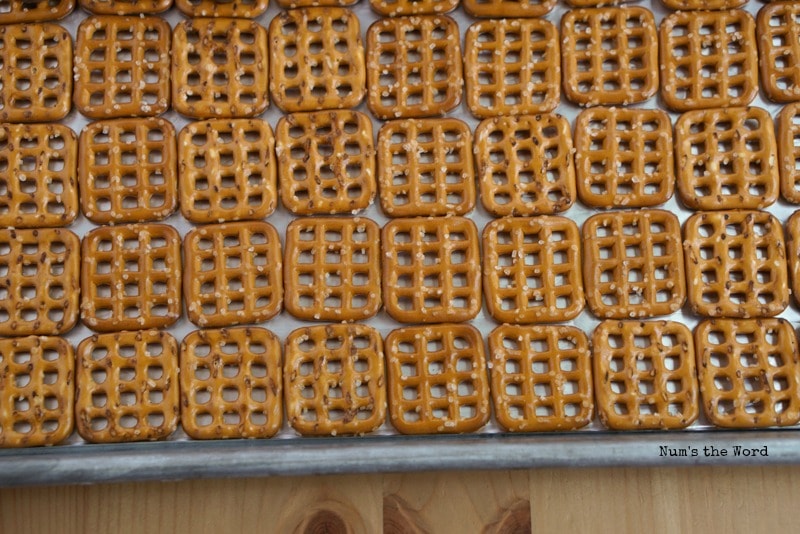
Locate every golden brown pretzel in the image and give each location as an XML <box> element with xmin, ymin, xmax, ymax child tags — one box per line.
<box><xmin>757</xmin><ymin>1</ymin><xmax>800</xmax><ymax>102</ymax></box>
<box><xmin>778</xmin><ymin>103</ymin><xmax>800</xmax><ymax>203</ymax></box>
<box><xmin>175</xmin><ymin>0</ymin><xmax>268</xmax><ymax>16</ymax></box>
<box><xmin>369</xmin><ymin>0</ymin><xmax>457</xmax><ymax>17</ymax></box>
<box><xmin>0</xmin><ymin>1</ymin><xmax>74</xmax><ymax>24</ymax></box>
<box><xmin>278</xmin><ymin>0</ymin><xmax>356</xmax><ymax>8</ymax></box>
<box><xmin>783</xmin><ymin>210</ymin><xmax>800</xmax><ymax>308</ymax></box>
<box><xmin>463</xmin><ymin>0</ymin><xmax>555</xmax><ymax>18</ymax></box>
<box><xmin>661</xmin><ymin>0</ymin><xmax>745</xmax><ymax>10</ymax></box>
<box><xmin>79</xmin><ymin>0</ymin><xmax>172</xmax><ymax>14</ymax></box>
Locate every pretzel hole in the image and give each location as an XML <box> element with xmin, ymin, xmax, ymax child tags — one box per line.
<box><xmin>610</xmin><ymin>380</ymin><xmax>626</xmax><ymax>394</ymax></box>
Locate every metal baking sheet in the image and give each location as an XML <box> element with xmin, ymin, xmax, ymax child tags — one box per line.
<box><xmin>2</xmin><ymin>0</ymin><xmax>800</xmax><ymax>487</ymax></box>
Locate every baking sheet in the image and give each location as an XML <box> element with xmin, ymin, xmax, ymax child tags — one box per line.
<box><xmin>2</xmin><ymin>0</ymin><xmax>800</xmax><ymax>487</ymax></box>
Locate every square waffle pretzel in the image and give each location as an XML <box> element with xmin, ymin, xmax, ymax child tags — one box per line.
<box><xmin>593</xmin><ymin>320</ymin><xmax>699</xmax><ymax>430</ymax></box>
<box><xmin>284</xmin><ymin>324</ymin><xmax>386</xmax><ymax>436</ymax></box>
<box><xmin>695</xmin><ymin>318</ymin><xmax>800</xmax><ymax>428</ymax></box>
<box><xmin>75</xmin><ymin>330</ymin><xmax>179</xmax><ymax>442</ymax></box>
<box><xmin>488</xmin><ymin>324</ymin><xmax>593</xmax><ymax>432</ymax></box>
<box><xmin>79</xmin><ymin>0</ymin><xmax>172</xmax><ymax>14</ymax></box>
<box><xmin>675</xmin><ymin>107</ymin><xmax>779</xmax><ymax>211</ymax></box>
<box><xmin>385</xmin><ymin>324</ymin><xmax>490</xmax><ymax>434</ymax></box>
<box><xmin>574</xmin><ymin>107</ymin><xmax>674</xmax><ymax>209</ymax></box>
<box><xmin>180</xmin><ymin>326</ymin><xmax>283</xmax><ymax>439</ymax></box>
<box><xmin>382</xmin><ymin>217</ymin><xmax>481</xmax><ymax>323</ymax></box>
<box><xmin>0</xmin><ymin>123</ymin><xmax>78</xmax><ymax>228</ymax></box>
<box><xmin>0</xmin><ymin>228</ymin><xmax>80</xmax><ymax>336</ymax></box>
<box><xmin>0</xmin><ymin>23</ymin><xmax>72</xmax><ymax>122</ymax></box>
<box><xmin>276</xmin><ymin>110</ymin><xmax>375</xmax><ymax>215</ymax></box>
<box><xmin>366</xmin><ymin>15</ymin><xmax>463</xmax><ymax>119</ymax></box>
<box><xmin>0</xmin><ymin>336</ymin><xmax>74</xmax><ymax>448</ymax></box>
<box><xmin>0</xmin><ymin>1</ymin><xmax>74</xmax><ymax>24</ymax></box>
<box><xmin>179</xmin><ymin>119</ymin><xmax>276</xmax><ymax>223</ymax></box>
<box><xmin>659</xmin><ymin>10</ymin><xmax>758</xmax><ymax>112</ymax></box>
<box><xmin>172</xmin><ymin>18</ymin><xmax>269</xmax><ymax>119</ymax></box>
<box><xmin>464</xmin><ymin>18</ymin><xmax>560</xmax><ymax>119</ymax></box>
<box><xmin>758</xmin><ymin>2</ymin><xmax>800</xmax><ymax>103</ymax></box>
<box><xmin>474</xmin><ymin>114</ymin><xmax>576</xmax><ymax>217</ymax></box>
<box><xmin>176</xmin><ymin>0</ymin><xmax>268</xmax><ymax>16</ymax></box>
<box><xmin>369</xmin><ymin>0</ymin><xmax>457</xmax><ymax>17</ymax></box>
<box><xmin>79</xmin><ymin>118</ymin><xmax>177</xmax><ymax>225</ymax></box>
<box><xmin>278</xmin><ymin>0</ymin><xmax>356</xmax><ymax>7</ymax></box>
<box><xmin>81</xmin><ymin>224</ymin><xmax>182</xmax><ymax>332</ymax></box>
<box><xmin>284</xmin><ymin>217</ymin><xmax>381</xmax><ymax>322</ymax></box>
<box><xmin>778</xmin><ymin>103</ymin><xmax>800</xmax><ymax>203</ymax></box>
<box><xmin>583</xmin><ymin>209</ymin><xmax>685</xmax><ymax>319</ymax></box>
<box><xmin>684</xmin><ymin>211</ymin><xmax>789</xmax><ymax>318</ymax></box>
<box><xmin>781</xmin><ymin>210</ymin><xmax>800</xmax><ymax>308</ymax></box>
<box><xmin>269</xmin><ymin>8</ymin><xmax>365</xmax><ymax>113</ymax></box>
<box><xmin>661</xmin><ymin>0</ymin><xmax>745</xmax><ymax>10</ymax></box>
<box><xmin>377</xmin><ymin>118</ymin><xmax>475</xmax><ymax>217</ymax></box>
<box><xmin>483</xmin><ymin>216</ymin><xmax>585</xmax><ymax>324</ymax></box>
<box><xmin>184</xmin><ymin>221</ymin><xmax>282</xmax><ymax>328</ymax></box>
<box><xmin>74</xmin><ymin>16</ymin><xmax>171</xmax><ymax>119</ymax></box>
<box><xmin>463</xmin><ymin>0</ymin><xmax>554</xmax><ymax>18</ymax></box>
<box><xmin>561</xmin><ymin>8</ymin><xmax>658</xmax><ymax>107</ymax></box>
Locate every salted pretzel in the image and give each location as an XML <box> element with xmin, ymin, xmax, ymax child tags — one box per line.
<box><xmin>757</xmin><ymin>2</ymin><xmax>800</xmax><ymax>103</ymax></box>
<box><xmin>783</xmin><ymin>210</ymin><xmax>800</xmax><ymax>308</ymax></box>
<box><xmin>176</xmin><ymin>0</ymin><xmax>268</xmax><ymax>16</ymax></box>
<box><xmin>463</xmin><ymin>0</ymin><xmax>555</xmax><ymax>18</ymax></box>
<box><xmin>278</xmin><ymin>0</ymin><xmax>356</xmax><ymax>8</ymax></box>
<box><xmin>661</xmin><ymin>0</ymin><xmax>745</xmax><ymax>10</ymax></box>
<box><xmin>369</xmin><ymin>0</ymin><xmax>456</xmax><ymax>18</ymax></box>
<box><xmin>79</xmin><ymin>0</ymin><xmax>172</xmax><ymax>14</ymax></box>
<box><xmin>0</xmin><ymin>1</ymin><xmax>74</xmax><ymax>24</ymax></box>
<box><xmin>778</xmin><ymin>103</ymin><xmax>800</xmax><ymax>203</ymax></box>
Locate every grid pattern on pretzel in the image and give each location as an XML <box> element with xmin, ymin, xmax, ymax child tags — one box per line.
<box><xmin>483</xmin><ymin>217</ymin><xmax>584</xmax><ymax>324</ymax></box>
<box><xmin>675</xmin><ymin>107</ymin><xmax>778</xmax><ymax>211</ymax></box>
<box><xmin>176</xmin><ymin>0</ymin><xmax>268</xmax><ymax>17</ymax></box>
<box><xmin>593</xmin><ymin>321</ymin><xmax>698</xmax><ymax>430</ymax></box>
<box><xmin>377</xmin><ymin>118</ymin><xmax>474</xmax><ymax>217</ymax></box>
<box><xmin>369</xmin><ymin>0</ymin><xmax>457</xmax><ymax>17</ymax></box>
<box><xmin>285</xmin><ymin>325</ymin><xmax>385</xmax><ymax>436</ymax></box>
<box><xmin>382</xmin><ymin>218</ymin><xmax>481</xmax><ymax>323</ymax></box>
<box><xmin>81</xmin><ymin>224</ymin><xmax>181</xmax><ymax>332</ymax></box>
<box><xmin>778</xmin><ymin>103</ymin><xmax>800</xmax><ymax>203</ymax></box>
<box><xmin>474</xmin><ymin>114</ymin><xmax>575</xmax><ymax>217</ymax></box>
<box><xmin>659</xmin><ymin>10</ymin><xmax>757</xmax><ymax>111</ymax></box>
<box><xmin>74</xmin><ymin>16</ymin><xmax>170</xmax><ymax>118</ymax></box>
<box><xmin>583</xmin><ymin>210</ymin><xmax>685</xmax><ymax>319</ymax></box>
<box><xmin>0</xmin><ymin>336</ymin><xmax>73</xmax><ymax>447</ymax></box>
<box><xmin>488</xmin><ymin>325</ymin><xmax>592</xmax><ymax>432</ymax></box>
<box><xmin>79</xmin><ymin>118</ymin><xmax>177</xmax><ymax>224</ymax></box>
<box><xmin>184</xmin><ymin>222</ymin><xmax>282</xmax><ymax>328</ymax></box>
<box><xmin>179</xmin><ymin>119</ymin><xmax>276</xmax><ymax>223</ymax></box>
<box><xmin>463</xmin><ymin>0</ymin><xmax>554</xmax><ymax>18</ymax></box>
<box><xmin>787</xmin><ymin>211</ymin><xmax>800</xmax><ymax>307</ymax></box>
<box><xmin>0</xmin><ymin>23</ymin><xmax>72</xmax><ymax>122</ymax></box>
<box><xmin>696</xmin><ymin>318</ymin><xmax>800</xmax><ymax>428</ymax></box>
<box><xmin>79</xmin><ymin>0</ymin><xmax>172</xmax><ymax>14</ymax></box>
<box><xmin>277</xmin><ymin>111</ymin><xmax>374</xmax><ymax>215</ymax></box>
<box><xmin>465</xmin><ymin>18</ymin><xmax>560</xmax><ymax>118</ymax></box>
<box><xmin>172</xmin><ymin>19</ymin><xmax>268</xmax><ymax>119</ymax></box>
<box><xmin>561</xmin><ymin>8</ymin><xmax>658</xmax><ymax>106</ymax></box>
<box><xmin>0</xmin><ymin>229</ymin><xmax>79</xmax><ymax>336</ymax></box>
<box><xmin>574</xmin><ymin>107</ymin><xmax>674</xmax><ymax>208</ymax></box>
<box><xmin>285</xmin><ymin>218</ymin><xmax>380</xmax><ymax>322</ymax></box>
<box><xmin>684</xmin><ymin>211</ymin><xmax>789</xmax><ymax>318</ymax></box>
<box><xmin>758</xmin><ymin>2</ymin><xmax>800</xmax><ymax>103</ymax></box>
<box><xmin>0</xmin><ymin>123</ymin><xmax>78</xmax><ymax>228</ymax></box>
<box><xmin>386</xmin><ymin>325</ymin><xmax>489</xmax><ymax>434</ymax></box>
<box><xmin>181</xmin><ymin>327</ymin><xmax>282</xmax><ymax>439</ymax></box>
<box><xmin>269</xmin><ymin>8</ymin><xmax>365</xmax><ymax>113</ymax></box>
<box><xmin>0</xmin><ymin>1</ymin><xmax>74</xmax><ymax>23</ymax></box>
<box><xmin>75</xmin><ymin>331</ymin><xmax>179</xmax><ymax>442</ymax></box>
<box><xmin>366</xmin><ymin>16</ymin><xmax>462</xmax><ymax>119</ymax></box>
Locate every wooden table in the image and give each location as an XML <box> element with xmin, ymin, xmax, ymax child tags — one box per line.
<box><xmin>3</xmin><ymin>466</ymin><xmax>798</xmax><ymax>532</ymax></box>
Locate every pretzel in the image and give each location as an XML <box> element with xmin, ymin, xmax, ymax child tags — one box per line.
<box><xmin>0</xmin><ymin>123</ymin><xmax>78</xmax><ymax>228</ymax></box>
<box><xmin>369</xmin><ymin>0</ymin><xmax>457</xmax><ymax>17</ymax></box>
<box><xmin>276</xmin><ymin>110</ymin><xmax>375</xmax><ymax>215</ymax></box>
<box><xmin>583</xmin><ymin>209</ymin><xmax>685</xmax><ymax>319</ymax></box>
<box><xmin>0</xmin><ymin>336</ymin><xmax>74</xmax><ymax>448</ymax></box>
<box><xmin>661</xmin><ymin>0</ymin><xmax>745</xmax><ymax>10</ymax></box>
<box><xmin>675</xmin><ymin>107</ymin><xmax>778</xmax><ymax>211</ymax></box>
<box><xmin>0</xmin><ymin>228</ymin><xmax>79</xmax><ymax>337</ymax></box>
<box><xmin>463</xmin><ymin>0</ymin><xmax>554</xmax><ymax>18</ymax></box>
<box><xmin>474</xmin><ymin>114</ymin><xmax>576</xmax><ymax>217</ymax></box>
<box><xmin>0</xmin><ymin>1</ymin><xmax>74</xmax><ymax>24</ymax></box>
<box><xmin>78</xmin><ymin>118</ymin><xmax>177</xmax><ymax>225</ymax></box>
<box><xmin>79</xmin><ymin>0</ymin><xmax>172</xmax><ymax>14</ymax></box>
<box><xmin>574</xmin><ymin>107</ymin><xmax>674</xmax><ymax>209</ymax></box>
<box><xmin>184</xmin><ymin>221</ymin><xmax>282</xmax><ymax>328</ymax></box>
<box><xmin>176</xmin><ymin>0</ymin><xmax>268</xmax><ymax>17</ymax></box>
<box><xmin>0</xmin><ymin>23</ymin><xmax>72</xmax><ymax>122</ymax></box>
<box><xmin>74</xmin><ymin>16</ymin><xmax>170</xmax><ymax>119</ymax></box>
<box><xmin>778</xmin><ymin>103</ymin><xmax>800</xmax><ymax>203</ymax></box>
<box><xmin>75</xmin><ymin>330</ymin><xmax>179</xmax><ymax>442</ymax></box>
<box><xmin>284</xmin><ymin>217</ymin><xmax>381</xmax><ymax>322</ymax></box>
<box><xmin>178</xmin><ymin>119</ymin><xmax>276</xmax><ymax>224</ymax></box>
<box><xmin>269</xmin><ymin>8</ymin><xmax>365</xmax><ymax>113</ymax></box>
<box><xmin>684</xmin><ymin>211</ymin><xmax>789</xmax><ymax>318</ymax></box>
<box><xmin>561</xmin><ymin>8</ymin><xmax>658</xmax><ymax>107</ymax></box>
<box><xmin>284</xmin><ymin>324</ymin><xmax>386</xmax><ymax>436</ymax></box>
<box><xmin>783</xmin><ymin>211</ymin><xmax>800</xmax><ymax>308</ymax></box>
<box><xmin>695</xmin><ymin>318</ymin><xmax>800</xmax><ymax>428</ymax></box>
<box><xmin>81</xmin><ymin>224</ymin><xmax>182</xmax><ymax>332</ymax></box>
<box><xmin>659</xmin><ymin>10</ymin><xmax>758</xmax><ymax>112</ymax></box>
<box><xmin>385</xmin><ymin>324</ymin><xmax>490</xmax><ymax>434</ymax></box>
<box><xmin>377</xmin><ymin>118</ymin><xmax>475</xmax><ymax>217</ymax></box>
<box><xmin>483</xmin><ymin>216</ymin><xmax>584</xmax><ymax>324</ymax></box>
<box><xmin>464</xmin><ymin>18</ymin><xmax>560</xmax><ymax>119</ymax></box>
<box><xmin>172</xmin><ymin>18</ymin><xmax>269</xmax><ymax>119</ymax></box>
<box><xmin>757</xmin><ymin>2</ymin><xmax>800</xmax><ymax>103</ymax></box>
<box><xmin>488</xmin><ymin>324</ymin><xmax>592</xmax><ymax>432</ymax></box>
<box><xmin>593</xmin><ymin>320</ymin><xmax>698</xmax><ymax>430</ymax></box>
<box><xmin>180</xmin><ymin>326</ymin><xmax>283</xmax><ymax>440</ymax></box>
<box><xmin>366</xmin><ymin>15</ymin><xmax>462</xmax><ymax>120</ymax></box>
<box><xmin>382</xmin><ymin>217</ymin><xmax>481</xmax><ymax>324</ymax></box>
<box><xmin>277</xmin><ymin>0</ymin><xmax>356</xmax><ymax>8</ymax></box>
